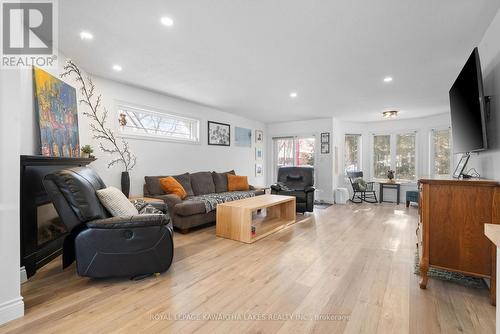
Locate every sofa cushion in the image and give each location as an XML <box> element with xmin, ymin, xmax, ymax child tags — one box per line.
<box><xmin>159</xmin><ymin>176</ymin><xmax>188</xmax><ymax>199</ymax></box>
<box><xmin>173</xmin><ymin>173</ymin><xmax>195</xmax><ymax>197</ymax></box>
<box><xmin>175</xmin><ymin>200</ymin><xmax>207</xmax><ymax>216</ymax></box>
<box><xmin>190</xmin><ymin>172</ymin><xmax>216</xmax><ymax>195</ymax></box>
<box><xmin>227</xmin><ymin>174</ymin><xmax>250</xmax><ymax>191</ymax></box>
<box><xmin>145</xmin><ymin>173</ymin><xmax>194</xmax><ymax>196</ymax></box>
<box><xmin>212</xmin><ymin>170</ymin><xmax>235</xmax><ymax>193</ymax></box>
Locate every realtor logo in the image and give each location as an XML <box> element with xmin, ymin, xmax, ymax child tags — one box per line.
<box><xmin>1</xmin><ymin>0</ymin><xmax>58</xmax><ymax>68</ymax></box>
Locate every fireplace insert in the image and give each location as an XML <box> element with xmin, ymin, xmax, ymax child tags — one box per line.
<box><xmin>20</xmin><ymin>155</ymin><xmax>95</xmax><ymax>278</ymax></box>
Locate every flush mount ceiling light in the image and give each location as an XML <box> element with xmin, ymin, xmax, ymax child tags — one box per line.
<box><xmin>79</xmin><ymin>31</ymin><xmax>93</xmax><ymax>40</ymax></box>
<box><xmin>161</xmin><ymin>16</ymin><xmax>174</xmax><ymax>27</ymax></box>
<box><xmin>382</xmin><ymin>110</ymin><xmax>398</xmax><ymax>119</ymax></box>
<box><xmin>289</xmin><ymin>92</ymin><xmax>298</xmax><ymax>98</ymax></box>
<box><xmin>383</xmin><ymin>76</ymin><xmax>393</xmax><ymax>83</ymax></box>
<box><xmin>112</xmin><ymin>64</ymin><xmax>122</xmax><ymax>72</ymax></box>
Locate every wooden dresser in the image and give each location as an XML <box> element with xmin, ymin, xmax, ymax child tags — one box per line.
<box><xmin>418</xmin><ymin>177</ymin><xmax>500</xmax><ymax>305</ymax></box>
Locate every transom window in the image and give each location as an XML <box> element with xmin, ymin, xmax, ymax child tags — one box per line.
<box><xmin>117</xmin><ymin>104</ymin><xmax>200</xmax><ymax>143</ymax></box>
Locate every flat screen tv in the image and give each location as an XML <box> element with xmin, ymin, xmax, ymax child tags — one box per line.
<box><xmin>449</xmin><ymin>47</ymin><xmax>487</xmax><ymax>153</ymax></box>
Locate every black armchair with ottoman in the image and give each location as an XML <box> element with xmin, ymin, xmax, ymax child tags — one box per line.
<box><xmin>271</xmin><ymin>166</ymin><xmax>315</xmax><ymax>213</ymax></box>
<box><xmin>43</xmin><ymin>167</ymin><xmax>174</xmax><ymax>279</ymax></box>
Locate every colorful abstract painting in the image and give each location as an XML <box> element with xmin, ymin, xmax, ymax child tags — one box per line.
<box><xmin>33</xmin><ymin>67</ymin><xmax>80</xmax><ymax>157</ymax></box>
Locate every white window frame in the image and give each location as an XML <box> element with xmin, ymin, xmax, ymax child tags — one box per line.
<box><xmin>271</xmin><ymin>134</ymin><xmax>317</xmax><ymax>182</ymax></box>
<box><xmin>116</xmin><ymin>102</ymin><xmax>200</xmax><ymax>144</ymax></box>
<box><xmin>430</xmin><ymin>128</ymin><xmax>452</xmax><ymax>178</ymax></box>
<box><xmin>344</xmin><ymin>134</ymin><xmax>362</xmax><ymax>175</ymax></box>
<box><xmin>370</xmin><ymin>131</ymin><xmax>418</xmax><ymax>182</ymax></box>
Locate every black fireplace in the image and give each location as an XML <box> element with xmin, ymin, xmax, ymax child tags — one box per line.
<box><xmin>20</xmin><ymin>155</ymin><xmax>96</xmax><ymax>278</ymax></box>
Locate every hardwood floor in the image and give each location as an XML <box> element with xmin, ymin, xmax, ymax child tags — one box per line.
<box><xmin>0</xmin><ymin>203</ymin><xmax>495</xmax><ymax>333</ymax></box>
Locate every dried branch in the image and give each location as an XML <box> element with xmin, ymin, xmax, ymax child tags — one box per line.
<box><xmin>61</xmin><ymin>59</ymin><xmax>136</xmax><ymax>171</ymax></box>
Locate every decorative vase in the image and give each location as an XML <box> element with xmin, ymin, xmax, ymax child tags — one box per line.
<box><xmin>387</xmin><ymin>170</ymin><xmax>395</xmax><ymax>182</ymax></box>
<box><xmin>81</xmin><ymin>152</ymin><xmax>90</xmax><ymax>158</ymax></box>
<box><xmin>121</xmin><ymin>171</ymin><xmax>130</xmax><ymax>198</ymax></box>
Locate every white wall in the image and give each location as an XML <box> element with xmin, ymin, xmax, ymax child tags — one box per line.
<box><xmin>0</xmin><ymin>69</ymin><xmax>26</xmax><ymax>324</ymax></box>
<box><xmin>335</xmin><ymin>113</ymin><xmax>451</xmax><ymax>201</ymax></box>
<box><xmin>469</xmin><ymin>8</ymin><xmax>500</xmax><ymax>180</ymax></box>
<box><xmin>0</xmin><ymin>52</ymin><xmax>265</xmax><ymax>325</ymax></box>
<box><xmin>266</xmin><ymin>119</ymin><xmax>334</xmax><ymax>202</ymax></box>
<box><xmin>83</xmin><ymin>76</ymin><xmax>266</xmax><ymax>196</ymax></box>
<box><xmin>3</xmin><ymin>58</ymin><xmax>266</xmax><ymax>197</ymax></box>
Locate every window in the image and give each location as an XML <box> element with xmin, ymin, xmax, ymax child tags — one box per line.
<box><xmin>117</xmin><ymin>104</ymin><xmax>200</xmax><ymax>143</ymax></box>
<box><xmin>373</xmin><ymin>133</ymin><xmax>417</xmax><ymax>181</ymax></box>
<box><xmin>373</xmin><ymin>135</ymin><xmax>391</xmax><ymax>179</ymax></box>
<box><xmin>432</xmin><ymin>129</ymin><xmax>451</xmax><ymax>176</ymax></box>
<box><xmin>344</xmin><ymin>134</ymin><xmax>362</xmax><ymax>173</ymax></box>
<box><xmin>396</xmin><ymin>133</ymin><xmax>416</xmax><ymax>180</ymax></box>
<box><xmin>273</xmin><ymin>136</ymin><xmax>315</xmax><ymax>176</ymax></box>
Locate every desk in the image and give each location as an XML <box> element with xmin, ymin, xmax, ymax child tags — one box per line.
<box><xmin>379</xmin><ymin>182</ymin><xmax>401</xmax><ymax>204</ymax></box>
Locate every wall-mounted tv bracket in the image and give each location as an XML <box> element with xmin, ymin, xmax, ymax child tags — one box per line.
<box><xmin>485</xmin><ymin>95</ymin><xmax>492</xmax><ymax>121</ymax></box>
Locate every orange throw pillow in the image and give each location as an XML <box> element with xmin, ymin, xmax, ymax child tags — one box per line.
<box><xmin>159</xmin><ymin>176</ymin><xmax>187</xmax><ymax>199</ymax></box>
<box><xmin>227</xmin><ymin>174</ymin><xmax>250</xmax><ymax>191</ymax></box>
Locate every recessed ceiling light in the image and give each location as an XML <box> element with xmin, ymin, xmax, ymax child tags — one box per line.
<box><xmin>289</xmin><ymin>92</ymin><xmax>298</xmax><ymax>98</ymax></box>
<box><xmin>160</xmin><ymin>16</ymin><xmax>174</xmax><ymax>27</ymax></box>
<box><xmin>80</xmin><ymin>31</ymin><xmax>93</xmax><ymax>40</ymax></box>
<box><xmin>383</xmin><ymin>76</ymin><xmax>393</xmax><ymax>83</ymax></box>
<box><xmin>112</xmin><ymin>64</ymin><xmax>122</xmax><ymax>72</ymax></box>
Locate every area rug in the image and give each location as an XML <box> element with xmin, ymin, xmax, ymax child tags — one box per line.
<box><xmin>413</xmin><ymin>251</ymin><xmax>486</xmax><ymax>289</ymax></box>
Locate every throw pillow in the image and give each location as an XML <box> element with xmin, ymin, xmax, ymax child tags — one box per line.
<box><xmin>159</xmin><ymin>176</ymin><xmax>188</xmax><ymax>199</ymax></box>
<box><xmin>96</xmin><ymin>186</ymin><xmax>139</xmax><ymax>217</ymax></box>
<box><xmin>212</xmin><ymin>170</ymin><xmax>236</xmax><ymax>193</ymax></box>
<box><xmin>354</xmin><ymin>178</ymin><xmax>367</xmax><ymax>191</ymax></box>
<box><xmin>227</xmin><ymin>174</ymin><xmax>250</xmax><ymax>191</ymax></box>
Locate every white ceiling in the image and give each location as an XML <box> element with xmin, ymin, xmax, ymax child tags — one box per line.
<box><xmin>59</xmin><ymin>0</ymin><xmax>500</xmax><ymax>123</ymax></box>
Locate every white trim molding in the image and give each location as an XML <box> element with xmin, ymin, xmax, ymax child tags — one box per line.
<box><xmin>0</xmin><ymin>297</ymin><xmax>24</xmax><ymax>325</ymax></box>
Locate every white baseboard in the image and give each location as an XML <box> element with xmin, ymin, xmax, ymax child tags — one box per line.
<box><xmin>20</xmin><ymin>267</ymin><xmax>27</xmax><ymax>284</ymax></box>
<box><xmin>0</xmin><ymin>297</ymin><xmax>24</xmax><ymax>325</ymax></box>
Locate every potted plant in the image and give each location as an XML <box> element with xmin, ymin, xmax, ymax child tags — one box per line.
<box><xmin>387</xmin><ymin>170</ymin><xmax>395</xmax><ymax>183</ymax></box>
<box><xmin>81</xmin><ymin>145</ymin><xmax>94</xmax><ymax>158</ymax></box>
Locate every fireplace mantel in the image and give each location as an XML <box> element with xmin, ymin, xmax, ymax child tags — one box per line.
<box><xmin>20</xmin><ymin>155</ymin><xmax>96</xmax><ymax>278</ymax></box>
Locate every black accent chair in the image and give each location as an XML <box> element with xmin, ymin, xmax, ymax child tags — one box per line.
<box><xmin>347</xmin><ymin>171</ymin><xmax>378</xmax><ymax>203</ymax></box>
<box><xmin>271</xmin><ymin>166</ymin><xmax>315</xmax><ymax>212</ymax></box>
<box><xmin>43</xmin><ymin>167</ymin><xmax>174</xmax><ymax>279</ymax></box>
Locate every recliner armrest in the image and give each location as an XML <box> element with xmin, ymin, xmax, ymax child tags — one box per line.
<box><xmin>86</xmin><ymin>214</ymin><xmax>169</xmax><ymax>229</ymax></box>
<box><xmin>304</xmin><ymin>186</ymin><xmax>315</xmax><ymax>193</ymax></box>
<box><xmin>270</xmin><ymin>184</ymin><xmax>280</xmax><ymax>191</ymax></box>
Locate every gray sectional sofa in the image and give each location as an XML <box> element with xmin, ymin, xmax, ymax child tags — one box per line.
<box><xmin>144</xmin><ymin>170</ymin><xmax>264</xmax><ymax>232</ymax></box>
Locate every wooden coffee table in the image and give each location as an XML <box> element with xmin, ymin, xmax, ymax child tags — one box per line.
<box><xmin>216</xmin><ymin>194</ymin><xmax>296</xmax><ymax>243</ymax></box>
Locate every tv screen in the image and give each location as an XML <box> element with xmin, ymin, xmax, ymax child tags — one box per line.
<box><xmin>449</xmin><ymin>47</ymin><xmax>487</xmax><ymax>153</ymax></box>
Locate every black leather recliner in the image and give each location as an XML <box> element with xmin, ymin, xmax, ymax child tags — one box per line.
<box><xmin>271</xmin><ymin>166</ymin><xmax>315</xmax><ymax>213</ymax></box>
<box><xmin>43</xmin><ymin>167</ymin><xmax>174</xmax><ymax>278</ymax></box>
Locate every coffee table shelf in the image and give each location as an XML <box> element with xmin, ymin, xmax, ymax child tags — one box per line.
<box><xmin>216</xmin><ymin>195</ymin><xmax>296</xmax><ymax>243</ymax></box>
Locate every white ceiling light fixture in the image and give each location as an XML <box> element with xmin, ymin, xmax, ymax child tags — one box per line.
<box><xmin>160</xmin><ymin>16</ymin><xmax>174</xmax><ymax>27</ymax></box>
<box><xmin>79</xmin><ymin>31</ymin><xmax>93</xmax><ymax>40</ymax></box>
<box><xmin>289</xmin><ymin>92</ymin><xmax>298</xmax><ymax>98</ymax></box>
<box><xmin>383</xmin><ymin>76</ymin><xmax>393</xmax><ymax>83</ymax></box>
<box><xmin>382</xmin><ymin>110</ymin><xmax>398</xmax><ymax>119</ymax></box>
<box><xmin>112</xmin><ymin>64</ymin><xmax>122</xmax><ymax>72</ymax></box>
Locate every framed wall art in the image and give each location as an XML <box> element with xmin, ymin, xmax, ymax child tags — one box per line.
<box><xmin>208</xmin><ymin>121</ymin><xmax>230</xmax><ymax>146</ymax></box>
